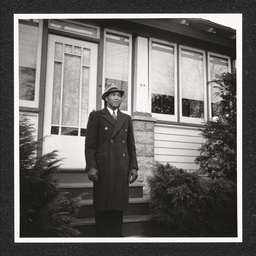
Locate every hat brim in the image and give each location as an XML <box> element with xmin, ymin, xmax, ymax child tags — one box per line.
<box><xmin>102</xmin><ymin>89</ymin><xmax>124</xmax><ymax>100</ymax></box>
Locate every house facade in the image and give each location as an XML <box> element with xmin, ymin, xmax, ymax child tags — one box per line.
<box><xmin>18</xmin><ymin>18</ymin><xmax>236</xmax><ymax>183</ymax></box>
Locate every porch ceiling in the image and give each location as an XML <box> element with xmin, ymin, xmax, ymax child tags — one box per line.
<box><xmin>126</xmin><ymin>18</ymin><xmax>236</xmax><ymax>49</ymax></box>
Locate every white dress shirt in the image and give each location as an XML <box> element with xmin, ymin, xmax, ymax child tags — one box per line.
<box><xmin>107</xmin><ymin>107</ymin><xmax>118</xmax><ymax>119</ymax></box>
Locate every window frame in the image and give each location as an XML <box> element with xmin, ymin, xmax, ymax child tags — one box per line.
<box><xmin>19</xmin><ymin>19</ymin><xmax>43</xmax><ymax>108</ymax></box>
<box><xmin>207</xmin><ymin>52</ymin><xmax>232</xmax><ymax>119</ymax></box>
<box><xmin>102</xmin><ymin>29</ymin><xmax>132</xmax><ymax>114</ymax></box>
<box><xmin>179</xmin><ymin>45</ymin><xmax>208</xmax><ymax>124</ymax></box>
<box><xmin>149</xmin><ymin>38</ymin><xmax>178</xmax><ymax>122</ymax></box>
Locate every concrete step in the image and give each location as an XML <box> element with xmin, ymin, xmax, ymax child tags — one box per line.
<box><xmin>76</xmin><ymin>197</ymin><xmax>150</xmax><ymax>219</ymax></box>
<box><xmin>58</xmin><ymin>182</ymin><xmax>145</xmax><ymax>200</ymax></box>
<box><xmin>72</xmin><ymin>214</ymin><xmax>152</xmax><ymax>237</ymax></box>
<box><xmin>54</xmin><ymin>170</ymin><xmax>89</xmax><ymax>183</ymax></box>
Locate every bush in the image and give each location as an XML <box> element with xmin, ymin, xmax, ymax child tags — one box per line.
<box><xmin>205</xmin><ymin>178</ymin><xmax>237</xmax><ymax>237</ymax></box>
<box><xmin>145</xmin><ymin>162</ymin><xmax>237</xmax><ymax>237</ymax></box>
<box><xmin>195</xmin><ymin>72</ymin><xmax>236</xmax><ymax>181</ymax></box>
<box><xmin>20</xmin><ymin>115</ymin><xmax>81</xmax><ymax>237</ymax></box>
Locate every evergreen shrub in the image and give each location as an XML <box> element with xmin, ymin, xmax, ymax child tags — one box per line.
<box><xmin>195</xmin><ymin>72</ymin><xmax>236</xmax><ymax>181</ymax></box>
<box><xmin>205</xmin><ymin>178</ymin><xmax>237</xmax><ymax>236</ymax></box>
<box><xmin>20</xmin><ymin>115</ymin><xmax>81</xmax><ymax>237</ymax></box>
<box><xmin>145</xmin><ymin>72</ymin><xmax>237</xmax><ymax>237</ymax></box>
<box><xmin>146</xmin><ymin>162</ymin><xmax>237</xmax><ymax>237</ymax></box>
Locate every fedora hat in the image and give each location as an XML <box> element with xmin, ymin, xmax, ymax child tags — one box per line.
<box><xmin>102</xmin><ymin>83</ymin><xmax>124</xmax><ymax>100</ymax></box>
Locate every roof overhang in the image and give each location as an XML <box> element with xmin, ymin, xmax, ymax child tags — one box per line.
<box><xmin>126</xmin><ymin>18</ymin><xmax>236</xmax><ymax>49</ymax></box>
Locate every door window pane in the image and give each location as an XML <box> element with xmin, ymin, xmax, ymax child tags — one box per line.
<box><xmin>19</xmin><ymin>21</ymin><xmax>39</xmax><ymax>102</ymax></box>
<box><xmin>81</xmin><ymin>67</ymin><xmax>90</xmax><ymax>127</ymax></box>
<box><xmin>83</xmin><ymin>48</ymin><xmax>90</xmax><ymax>66</ymax></box>
<box><xmin>104</xmin><ymin>32</ymin><xmax>130</xmax><ymax>111</ymax></box>
<box><xmin>180</xmin><ymin>48</ymin><xmax>205</xmax><ymax>118</ymax></box>
<box><xmin>51</xmin><ymin>62</ymin><xmax>62</xmax><ymax>125</ymax></box>
<box><xmin>50</xmin><ymin>41</ymin><xmax>92</xmax><ymax>137</ymax></box>
<box><xmin>209</xmin><ymin>55</ymin><xmax>230</xmax><ymax>117</ymax></box>
<box><xmin>74</xmin><ymin>46</ymin><xmax>82</xmax><ymax>55</ymax></box>
<box><xmin>61</xmin><ymin>127</ymin><xmax>79</xmax><ymax>136</ymax></box>
<box><xmin>151</xmin><ymin>42</ymin><xmax>175</xmax><ymax>115</ymax></box>
<box><xmin>62</xmin><ymin>54</ymin><xmax>81</xmax><ymax>126</ymax></box>
<box><xmin>54</xmin><ymin>43</ymin><xmax>63</xmax><ymax>61</ymax></box>
<box><xmin>65</xmin><ymin>44</ymin><xmax>72</xmax><ymax>53</ymax></box>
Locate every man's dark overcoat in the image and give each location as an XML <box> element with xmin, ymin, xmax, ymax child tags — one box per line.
<box><xmin>85</xmin><ymin>108</ymin><xmax>138</xmax><ymax>211</ymax></box>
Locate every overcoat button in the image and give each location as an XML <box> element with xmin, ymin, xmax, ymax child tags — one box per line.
<box><xmin>122</xmin><ymin>140</ymin><xmax>125</xmax><ymax>144</ymax></box>
<box><xmin>105</xmin><ymin>127</ymin><xmax>108</xmax><ymax>130</ymax></box>
<box><xmin>123</xmin><ymin>153</ymin><xmax>125</xmax><ymax>157</ymax></box>
<box><xmin>111</xmin><ymin>139</ymin><xmax>113</xmax><ymax>143</ymax></box>
<box><xmin>125</xmin><ymin>129</ymin><xmax>127</xmax><ymax>132</ymax></box>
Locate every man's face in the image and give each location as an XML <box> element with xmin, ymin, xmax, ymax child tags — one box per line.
<box><xmin>105</xmin><ymin>92</ymin><xmax>122</xmax><ymax>110</ymax></box>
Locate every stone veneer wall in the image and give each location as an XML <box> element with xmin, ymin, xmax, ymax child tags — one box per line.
<box><xmin>132</xmin><ymin>113</ymin><xmax>156</xmax><ymax>194</ymax></box>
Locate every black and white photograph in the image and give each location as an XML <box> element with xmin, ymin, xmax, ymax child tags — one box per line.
<box><xmin>14</xmin><ymin>13</ymin><xmax>242</xmax><ymax>243</ymax></box>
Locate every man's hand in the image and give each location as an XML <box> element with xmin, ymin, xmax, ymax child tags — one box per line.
<box><xmin>88</xmin><ymin>168</ymin><xmax>99</xmax><ymax>182</ymax></box>
<box><xmin>128</xmin><ymin>169</ymin><xmax>138</xmax><ymax>184</ymax></box>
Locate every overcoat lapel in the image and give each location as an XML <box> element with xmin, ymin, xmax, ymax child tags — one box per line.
<box><xmin>111</xmin><ymin>110</ymin><xmax>126</xmax><ymax>139</ymax></box>
<box><xmin>101</xmin><ymin>108</ymin><xmax>116</xmax><ymax>126</ymax></box>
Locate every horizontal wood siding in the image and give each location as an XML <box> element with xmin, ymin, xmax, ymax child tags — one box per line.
<box><xmin>154</xmin><ymin>124</ymin><xmax>204</xmax><ymax>171</ymax></box>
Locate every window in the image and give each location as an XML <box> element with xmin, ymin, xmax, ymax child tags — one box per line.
<box><xmin>103</xmin><ymin>30</ymin><xmax>132</xmax><ymax>113</ymax></box>
<box><xmin>208</xmin><ymin>53</ymin><xmax>231</xmax><ymax>118</ymax></box>
<box><xmin>19</xmin><ymin>19</ymin><xmax>42</xmax><ymax>108</ymax></box>
<box><xmin>148</xmin><ymin>42</ymin><xmax>231</xmax><ymax>124</ymax></box>
<box><xmin>49</xmin><ymin>20</ymin><xmax>100</xmax><ymax>39</ymax></box>
<box><xmin>179</xmin><ymin>46</ymin><xmax>207</xmax><ymax>124</ymax></box>
<box><xmin>20</xmin><ymin>112</ymin><xmax>39</xmax><ymax>141</ymax></box>
<box><xmin>150</xmin><ymin>40</ymin><xmax>177</xmax><ymax>121</ymax></box>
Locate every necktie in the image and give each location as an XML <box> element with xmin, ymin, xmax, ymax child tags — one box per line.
<box><xmin>112</xmin><ymin>110</ymin><xmax>117</xmax><ymax>122</ymax></box>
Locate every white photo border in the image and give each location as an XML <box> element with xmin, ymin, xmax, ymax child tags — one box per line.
<box><xmin>14</xmin><ymin>13</ymin><xmax>242</xmax><ymax>243</ymax></box>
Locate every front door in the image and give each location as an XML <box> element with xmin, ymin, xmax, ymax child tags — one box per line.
<box><xmin>43</xmin><ymin>34</ymin><xmax>98</xmax><ymax>169</ymax></box>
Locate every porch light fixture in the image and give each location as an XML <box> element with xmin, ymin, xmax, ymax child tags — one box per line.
<box><xmin>207</xmin><ymin>27</ymin><xmax>216</xmax><ymax>34</ymax></box>
<box><xmin>180</xmin><ymin>19</ymin><xmax>189</xmax><ymax>26</ymax></box>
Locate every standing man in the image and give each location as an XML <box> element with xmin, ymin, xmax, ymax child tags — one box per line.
<box><xmin>85</xmin><ymin>84</ymin><xmax>138</xmax><ymax>237</ymax></box>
